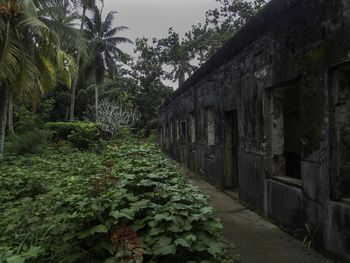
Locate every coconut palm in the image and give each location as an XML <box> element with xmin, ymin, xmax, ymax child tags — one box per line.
<box><xmin>68</xmin><ymin>0</ymin><xmax>99</xmax><ymax>121</ymax></box>
<box><xmin>37</xmin><ymin>0</ymin><xmax>86</xmax><ymax>52</ymax></box>
<box><xmin>3</xmin><ymin>0</ymin><xmax>87</xmax><ymax>131</ymax></box>
<box><xmin>36</xmin><ymin>0</ymin><xmax>93</xmax><ymax>122</ymax></box>
<box><xmin>84</xmin><ymin>6</ymin><xmax>132</xmax><ymax>121</ymax></box>
<box><xmin>0</xmin><ymin>0</ymin><xmax>76</xmax><ymax>158</ymax></box>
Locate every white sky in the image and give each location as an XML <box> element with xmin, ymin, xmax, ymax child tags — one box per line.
<box><xmin>102</xmin><ymin>0</ymin><xmax>220</xmax><ymax>55</ymax></box>
<box><xmin>98</xmin><ymin>0</ymin><xmax>220</xmax><ymax>89</ymax></box>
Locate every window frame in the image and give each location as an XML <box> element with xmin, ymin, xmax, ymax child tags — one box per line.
<box><xmin>189</xmin><ymin>112</ymin><xmax>196</xmax><ymax>151</ymax></box>
<box><xmin>266</xmin><ymin>82</ymin><xmax>302</xmax><ymax>187</ymax></box>
<box><xmin>205</xmin><ymin>107</ymin><xmax>216</xmax><ymax>159</ymax></box>
<box><xmin>329</xmin><ymin>62</ymin><xmax>350</xmax><ymax>201</ymax></box>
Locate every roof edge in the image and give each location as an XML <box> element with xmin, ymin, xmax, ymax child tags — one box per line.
<box><xmin>164</xmin><ymin>0</ymin><xmax>302</xmax><ymax>105</ymax></box>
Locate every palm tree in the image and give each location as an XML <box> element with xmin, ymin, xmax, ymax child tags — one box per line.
<box><xmin>4</xmin><ymin>0</ymin><xmax>86</xmax><ymax>132</ymax></box>
<box><xmin>37</xmin><ymin>0</ymin><xmax>86</xmax><ymax>51</ymax></box>
<box><xmin>37</xmin><ymin>0</ymin><xmax>90</xmax><ymax>122</ymax></box>
<box><xmin>0</xmin><ymin>0</ymin><xmax>76</xmax><ymax>158</ymax></box>
<box><xmin>68</xmin><ymin>0</ymin><xmax>98</xmax><ymax>121</ymax></box>
<box><xmin>84</xmin><ymin>7</ymin><xmax>132</xmax><ymax>121</ymax></box>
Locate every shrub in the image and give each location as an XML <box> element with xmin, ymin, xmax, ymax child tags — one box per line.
<box><xmin>148</xmin><ymin>129</ymin><xmax>158</xmax><ymax>143</ymax></box>
<box><xmin>5</xmin><ymin>129</ymin><xmax>49</xmax><ymax>155</ymax></box>
<box><xmin>46</xmin><ymin>122</ymin><xmax>99</xmax><ymax>150</ymax></box>
<box><xmin>14</xmin><ymin>107</ymin><xmax>42</xmax><ymax>133</ymax></box>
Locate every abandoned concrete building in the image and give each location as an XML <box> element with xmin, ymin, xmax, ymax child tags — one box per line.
<box><xmin>159</xmin><ymin>0</ymin><xmax>350</xmax><ymax>261</ymax></box>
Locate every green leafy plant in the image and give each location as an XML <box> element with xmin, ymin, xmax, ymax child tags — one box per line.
<box><xmin>46</xmin><ymin>122</ymin><xmax>99</xmax><ymax>150</ymax></box>
<box><xmin>0</xmin><ymin>141</ymin><xmax>237</xmax><ymax>262</ymax></box>
<box><xmin>14</xmin><ymin>107</ymin><xmax>43</xmax><ymax>133</ymax></box>
<box><xmin>5</xmin><ymin>129</ymin><xmax>49</xmax><ymax>155</ymax></box>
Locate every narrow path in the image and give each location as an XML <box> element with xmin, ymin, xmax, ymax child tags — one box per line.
<box><xmin>189</xmin><ymin>176</ymin><xmax>333</xmax><ymax>263</ymax></box>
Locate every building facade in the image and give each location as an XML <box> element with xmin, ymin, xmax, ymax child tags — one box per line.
<box><xmin>159</xmin><ymin>0</ymin><xmax>350</xmax><ymax>260</ymax></box>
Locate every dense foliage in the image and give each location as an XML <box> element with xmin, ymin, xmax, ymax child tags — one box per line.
<box><xmin>46</xmin><ymin>122</ymin><xmax>99</xmax><ymax>150</ymax></box>
<box><xmin>0</xmin><ymin>141</ymin><xmax>236</xmax><ymax>263</ymax></box>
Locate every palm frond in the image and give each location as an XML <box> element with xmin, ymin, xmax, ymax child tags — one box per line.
<box><xmin>104</xmin><ymin>26</ymin><xmax>130</xmax><ymax>38</ymax></box>
<box><xmin>0</xmin><ymin>0</ymin><xmax>77</xmax><ymax>106</ymax></box>
<box><xmin>19</xmin><ymin>16</ymin><xmax>60</xmax><ymax>45</ymax></box>
<box><xmin>13</xmin><ymin>55</ymin><xmax>41</xmax><ymax>104</ymax></box>
<box><xmin>0</xmin><ymin>21</ymin><xmax>24</xmax><ymax>84</ymax></box>
<box><xmin>105</xmin><ymin>36</ymin><xmax>133</xmax><ymax>45</ymax></box>
<box><xmin>102</xmin><ymin>11</ymin><xmax>117</xmax><ymax>33</ymax></box>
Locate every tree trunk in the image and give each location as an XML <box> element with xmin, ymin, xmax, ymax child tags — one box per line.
<box><xmin>7</xmin><ymin>91</ymin><xmax>14</xmax><ymax>134</ymax></box>
<box><xmin>0</xmin><ymin>86</ymin><xmax>10</xmax><ymax>159</ymax></box>
<box><xmin>69</xmin><ymin>67</ymin><xmax>79</xmax><ymax>121</ymax></box>
<box><xmin>95</xmin><ymin>83</ymin><xmax>99</xmax><ymax>122</ymax></box>
<box><xmin>69</xmin><ymin>6</ymin><xmax>86</xmax><ymax>122</ymax></box>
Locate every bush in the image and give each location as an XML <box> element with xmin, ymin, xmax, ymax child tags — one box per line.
<box><xmin>148</xmin><ymin>129</ymin><xmax>158</xmax><ymax>143</ymax></box>
<box><xmin>14</xmin><ymin>107</ymin><xmax>42</xmax><ymax>133</ymax></box>
<box><xmin>46</xmin><ymin>122</ymin><xmax>99</xmax><ymax>150</ymax></box>
<box><xmin>5</xmin><ymin>129</ymin><xmax>49</xmax><ymax>155</ymax></box>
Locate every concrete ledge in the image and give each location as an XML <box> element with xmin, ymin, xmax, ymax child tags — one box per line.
<box><xmin>266</xmin><ymin>179</ymin><xmax>305</xmax><ymax>229</ymax></box>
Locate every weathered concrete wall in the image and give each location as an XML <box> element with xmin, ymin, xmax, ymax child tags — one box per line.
<box><xmin>159</xmin><ymin>0</ymin><xmax>350</xmax><ymax>260</ymax></box>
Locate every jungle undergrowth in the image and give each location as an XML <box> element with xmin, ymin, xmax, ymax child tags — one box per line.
<box><xmin>0</xmin><ymin>140</ymin><xmax>238</xmax><ymax>263</ymax></box>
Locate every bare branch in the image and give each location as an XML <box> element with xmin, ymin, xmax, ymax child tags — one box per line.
<box><xmin>97</xmin><ymin>99</ymin><xmax>141</xmax><ymax>137</ymax></box>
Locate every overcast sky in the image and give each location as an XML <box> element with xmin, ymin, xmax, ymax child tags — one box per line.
<box><xmin>102</xmin><ymin>0</ymin><xmax>219</xmax><ymax>56</ymax></box>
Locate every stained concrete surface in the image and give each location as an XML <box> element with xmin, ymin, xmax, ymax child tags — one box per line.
<box><xmin>188</xmin><ymin>175</ymin><xmax>335</xmax><ymax>263</ymax></box>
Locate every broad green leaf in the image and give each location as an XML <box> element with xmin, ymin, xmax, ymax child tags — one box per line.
<box><xmin>174</xmin><ymin>238</ymin><xmax>190</xmax><ymax>248</ymax></box>
<box><xmin>7</xmin><ymin>255</ymin><xmax>25</xmax><ymax>263</ymax></box>
<box><xmin>152</xmin><ymin>236</ymin><xmax>176</xmax><ymax>256</ymax></box>
<box><xmin>103</xmin><ymin>257</ymin><xmax>116</xmax><ymax>263</ymax></box>
<box><xmin>110</xmin><ymin>209</ymin><xmax>135</xmax><ymax>220</ymax></box>
<box><xmin>77</xmin><ymin>224</ymin><xmax>108</xmax><ymax>239</ymax></box>
<box><xmin>149</xmin><ymin>225</ymin><xmax>166</xmax><ymax>236</ymax></box>
<box><xmin>185</xmin><ymin>234</ymin><xmax>197</xmax><ymax>243</ymax></box>
<box><xmin>132</xmin><ymin>199</ymin><xmax>150</xmax><ymax>210</ymax></box>
<box><xmin>153</xmin><ymin>212</ymin><xmax>174</xmax><ymax>222</ymax></box>
<box><xmin>22</xmin><ymin>246</ymin><xmax>44</xmax><ymax>257</ymax></box>
<box><xmin>205</xmin><ymin>219</ymin><xmax>223</xmax><ymax>231</ymax></box>
<box><xmin>207</xmin><ymin>241</ymin><xmax>226</xmax><ymax>255</ymax></box>
<box><xmin>192</xmin><ymin>241</ymin><xmax>208</xmax><ymax>252</ymax></box>
<box><xmin>133</xmin><ymin>219</ymin><xmax>146</xmax><ymax>231</ymax></box>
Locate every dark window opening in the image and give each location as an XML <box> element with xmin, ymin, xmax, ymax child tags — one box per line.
<box><xmin>180</xmin><ymin>121</ymin><xmax>187</xmax><ymax>145</ymax></box>
<box><xmin>170</xmin><ymin>121</ymin><xmax>174</xmax><ymax>143</ymax></box>
<box><xmin>176</xmin><ymin>120</ymin><xmax>180</xmax><ymax>141</ymax></box>
<box><xmin>205</xmin><ymin>107</ymin><xmax>216</xmax><ymax>158</ymax></box>
<box><xmin>189</xmin><ymin>112</ymin><xmax>196</xmax><ymax>151</ymax></box>
<box><xmin>271</xmin><ymin>85</ymin><xmax>301</xmax><ymax>182</ymax></box>
<box><xmin>283</xmin><ymin>87</ymin><xmax>301</xmax><ymax>179</ymax></box>
<box><xmin>331</xmin><ymin>67</ymin><xmax>350</xmax><ymax>199</ymax></box>
<box><xmin>165</xmin><ymin>122</ymin><xmax>169</xmax><ymax>148</ymax></box>
<box><xmin>224</xmin><ymin>110</ymin><xmax>239</xmax><ymax>189</ymax></box>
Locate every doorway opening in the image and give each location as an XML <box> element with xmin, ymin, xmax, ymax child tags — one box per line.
<box><xmin>224</xmin><ymin>110</ymin><xmax>239</xmax><ymax>189</ymax></box>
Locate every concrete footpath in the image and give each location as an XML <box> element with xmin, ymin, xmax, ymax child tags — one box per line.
<box><xmin>189</xmin><ymin>175</ymin><xmax>334</xmax><ymax>263</ymax></box>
